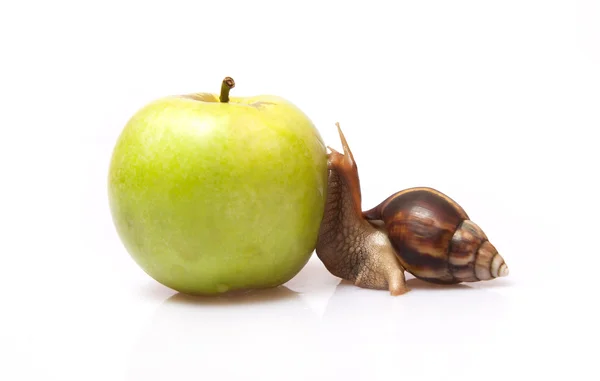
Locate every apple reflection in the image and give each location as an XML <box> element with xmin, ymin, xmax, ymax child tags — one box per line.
<box><xmin>127</xmin><ymin>286</ymin><xmax>320</xmax><ymax>381</ymax></box>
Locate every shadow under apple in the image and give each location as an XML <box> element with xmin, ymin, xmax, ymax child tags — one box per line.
<box><xmin>126</xmin><ymin>284</ymin><xmax>321</xmax><ymax>381</ymax></box>
<box><xmin>164</xmin><ymin>284</ymin><xmax>299</xmax><ymax>307</ymax></box>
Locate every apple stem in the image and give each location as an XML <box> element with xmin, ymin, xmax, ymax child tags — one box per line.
<box><xmin>219</xmin><ymin>77</ymin><xmax>235</xmax><ymax>103</ymax></box>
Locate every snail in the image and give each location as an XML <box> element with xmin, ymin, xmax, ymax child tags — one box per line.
<box><xmin>315</xmin><ymin>123</ymin><xmax>509</xmax><ymax>295</ymax></box>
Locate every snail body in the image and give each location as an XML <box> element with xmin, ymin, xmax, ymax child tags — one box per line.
<box><xmin>315</xmin><ymin>123</ymin><xmax>509</xmax><ymax>295</ymax></box>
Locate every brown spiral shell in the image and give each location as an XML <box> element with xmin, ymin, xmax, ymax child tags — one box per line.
<box><xmin>363</xmin><ymin>187</ymin><xmax>509</xmax><ymax>284</ymax></box>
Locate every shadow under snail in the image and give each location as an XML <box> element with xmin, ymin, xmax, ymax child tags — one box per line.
<box><xmin>315</xmin><ymin>123</ymin><xmax>509</xmax><ymax>295</ymax></box>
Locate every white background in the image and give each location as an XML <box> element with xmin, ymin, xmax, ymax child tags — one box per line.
<box><xmin>1</xmin><ymin>1</ymin><xmax>597</xmax><ymax>380</ymax></box>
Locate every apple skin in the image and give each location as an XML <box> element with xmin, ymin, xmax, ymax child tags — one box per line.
<box><xmin>108</xmin><ymin>91</ymin><xmax>328</xmax><ymax>295</ymax></box>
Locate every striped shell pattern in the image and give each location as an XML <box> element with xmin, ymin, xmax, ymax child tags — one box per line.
<box><xmin>363</xmin><ymin>187</ymin><xmax>509</xmax><ymax>284</ymax></box>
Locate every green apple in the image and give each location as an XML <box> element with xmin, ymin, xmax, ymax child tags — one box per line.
<box><xmin>108</xmin><ymin>77</ymin><xmax>328</xmax><ymax>295</ymax></box>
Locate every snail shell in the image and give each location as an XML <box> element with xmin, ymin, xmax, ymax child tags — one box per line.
<box><xmin>363</xmin><ymin>187</ymin><xmax>509</xmax><ymax>284</ymax></box>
